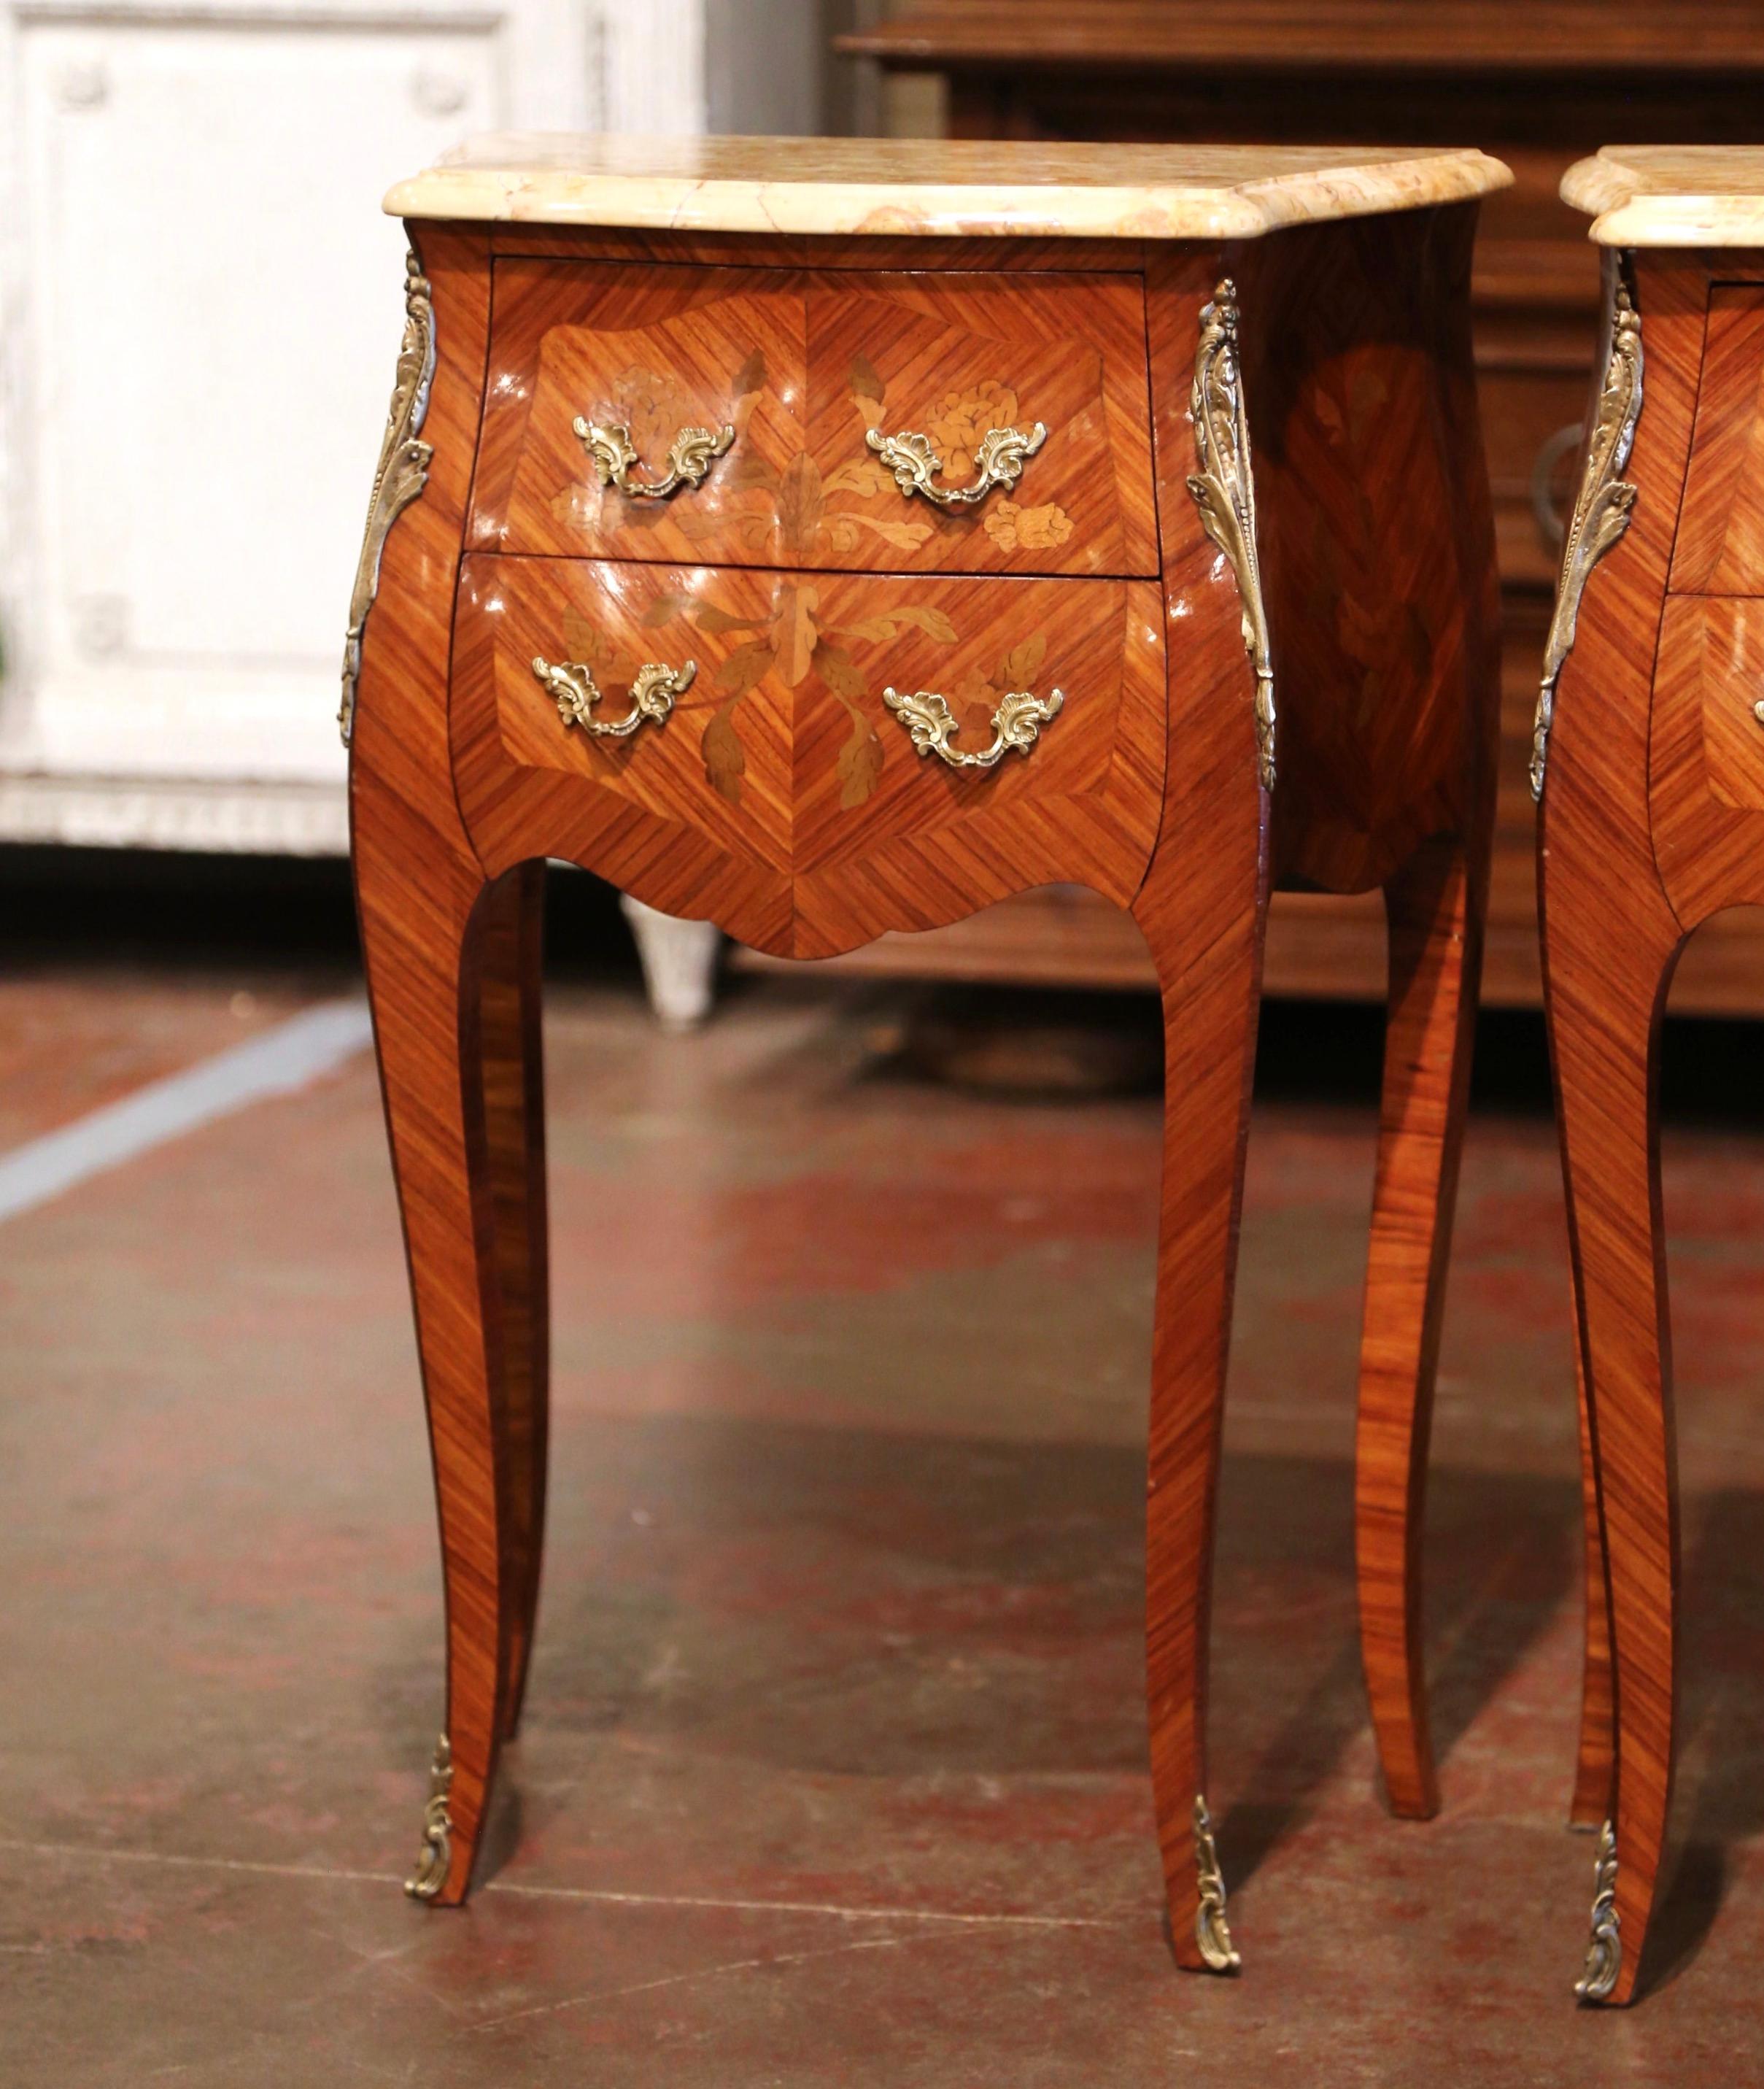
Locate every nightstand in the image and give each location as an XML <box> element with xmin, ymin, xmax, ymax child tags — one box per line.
<box><xmin>345</xmin><ymin>134</ymin><xmax>1508</xmax><ymax>1972</ymax></box>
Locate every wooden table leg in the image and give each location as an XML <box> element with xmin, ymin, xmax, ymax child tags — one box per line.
<box><xmin>1229</xmin><ymin>201</ymin><xmax>1501</xmax><ymax>1834</ymax></box>
<box><xmin>476</xmin><ymin>861</ymin><xmax>550</xmax><ymax>1739</ymax></box>
<box><xmin>355</xmin><ymin>790</ymin><xmax>543</xmax><ymax>1906</ymax></box>
<box><xmin>1355</xmin><ymin>832</ymin><xmax>1483</xmax><ymax>1821</ymax></box>
<box><xmin>1129</xmin><ymin>284</ymin><xmax>1271</xmax><ymax>1955</ymax></box>
<box><xmin>1570</xmin><ymin>1335</ymin><xmax>1617</xmax><ymax>1829</ymax></box>
<box><xmin>1134</xmin><ymin>848</ymin><xmax>1266</xmax><ymax>1977</ymax></box>
<box><xmin>1549</xmin><ymin>932</ymin><xmax>1682</xmax><ymax>2006</ymax></box>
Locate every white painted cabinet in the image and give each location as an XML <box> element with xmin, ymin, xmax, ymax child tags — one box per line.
<box><xmin>0</xmin><ymin>0</ymin><xmax>720</xmax><ymax>852</ymax></box>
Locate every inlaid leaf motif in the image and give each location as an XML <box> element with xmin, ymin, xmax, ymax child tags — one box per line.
<box><xmin>817</xmin><ymin>644</ymin><xmax>867</xmax><ymax>706</ymax></box>
<box><xmin>843</xmin><ymin>514</ymin><xmax>933</xmax><ymax>553</ymax></box>
<box><xmin>851</xmin><ymin>353</ymin><xmax>886</xmax><ymax>432</ymax></box>
<box><xmin>824</xmin><ymin>517</ymin><xmax>862</xmax><ymax>554</ymax></box>
<box><xmin>824</xmin><ymin>458</ymin><xmax>893</xmax><ymax>499</ymax></box>
<box><xmin>837</xmin><ymin>716</ymin><xmax>884</xmax><ymax>808</ymax></box>
<box><xmin>999</xmin><ymin>633</ymin><xmax>1047</xmax><ymax>689</ymax></box>
<box><xmin>816</xmin><ymin>644</ymin><xmax>882</xmax><ymax>808</ymax></box>
<box><xmin>614</xmin><ymin>362</ymin><xmax>690</xmax><ymax>460</ymax></box>
<box><xmin>702</xmin><ymin>702</ymin><xmax>746</xmax><ymax>804</ymax></box>
<box><xmin>723</xmin><ymin>451</ymin><xmax>781</xmax><ymax>494</ymax></box>
<box><xmin>983</xmin><ymin>501</ymin><xmax>1073</xmax><ymax>552</ymax></box>
<box><xmin>713</xmin><ymin>639</ymin><xmax>775</xmax><ymax>700</ymax></box>
<box><xmin>833</xmin><ymin>606</ymin><xmax>959</xmax><ymax>646</ymax></box>
<box><xmin>691</xmin><ymin>603</ymin><xmax>770</xmax><ymax>636</ymax></box>
<box><xmin>951</xmin><ymin>664</ymin><xmax>999</xmax><ymax>742</ymax></box>
<box><xmin>730</xmin><ymin>348</ymin><xmax>767</xmax><ymax>434</ymax></box>
<box><xmin>549</xmin><ymin>484</ymin><xmax>598</xmax><ymax>530</ymax></box>
<box><xmin>641</xmin><ymin>591</ymin><xmax>695</xmax><ymax>628</ymax></box>
<box><xmin>774</xmin><ymin>582</ymin><xmax>820</xmax><ymax>687</ymax></box>
<box><xmin>560</xmin><ymin>610</ymin><xmax>634</xmax><ymax>687</ymax></box>
<box><xmin>678</xmin><ymin>506</ymin><xmax>738</xmax><ymax>542</ymax></box>
<box><xmin>777</xmin><ymin>452</ymin><xmax>824</xmax><ymax>556</ymax></box>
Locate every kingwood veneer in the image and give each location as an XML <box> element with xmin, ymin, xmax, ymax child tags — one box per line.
<box><xmin>345</xmin><ymin>134</ymin><xmax>1507</xmax><ymax>1975</ymax></box>
<box><xmin>1540</xmin><ymin>147</ymin><xmax>1764</xmax><ymax>2007</ymax></box>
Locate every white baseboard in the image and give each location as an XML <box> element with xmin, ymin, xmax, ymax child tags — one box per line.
<box><xmin>0</xmin><ymin>770</ymin><xmax>349</xmax><ymax>854</ymax></box>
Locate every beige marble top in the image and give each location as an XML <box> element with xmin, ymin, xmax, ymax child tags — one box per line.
<box><xmin>386</xmin><ymin>134</ymin><xmax>1510</xmax><ymax>240</ymax></box>
<box><xmin>1563</xmin><ymin>147</ymin><xmax>1764</xmax><ymax>247</ymax></box>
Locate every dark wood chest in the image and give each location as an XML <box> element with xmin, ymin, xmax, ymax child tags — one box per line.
<box><xmin>817</xmin><ymin>0</ymin><xmax>1764</xmax><ymax>1013</ymax></box>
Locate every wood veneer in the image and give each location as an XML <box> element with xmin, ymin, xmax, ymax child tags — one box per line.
<box><xmin>1539</xmin><ymin>245</ymin><xmax>1744</xmax><ymax>2004</ymax></box>
<box><xmin>471</xmin><ymin>260</ymin><xmax>1158</xmax><ymax>577</ymax></box>
<box><xmin>351</xmin><ymin>188</ymin><xmax>1501</xmax><ymax>1972</ymax></box>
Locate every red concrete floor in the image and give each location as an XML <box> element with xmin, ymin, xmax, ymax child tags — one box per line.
<box><xmin>2</xmin><ymin>952</ymin><xmax>1763</xmax><ymax>2085</ymax></box>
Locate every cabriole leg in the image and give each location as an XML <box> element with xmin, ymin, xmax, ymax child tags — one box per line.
<box><xmin>356</xmin><ymin>792</ymin><xmax>541</xmax><ymax>1905</ymax></box>
<box><xmin>1550</xmin><ymin>936</ymin><xmax>1680</xmax><ymax>2006</ymax></box>
<box><xmin>477</xmin><ymin>861</ymin><xmax>550</xmax><ymax>1738</ymax></box>
<box><xmin>1355</xmin><ymin>834</ymin><xmax>1482</xmax><ymax>1820</ymax></box>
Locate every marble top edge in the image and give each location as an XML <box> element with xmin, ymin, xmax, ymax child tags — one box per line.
<box><xmin>385</xmin><ymin>134</ymin><xmax>1512</xmax><ymax>239</ymax></box>
<box><xmin>1564</xmin><ymin>147</ymin><xmax>1764</xmax><ymax>247</ymax></box>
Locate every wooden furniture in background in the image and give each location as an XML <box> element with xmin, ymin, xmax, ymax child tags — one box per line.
<box><xmin>831</xmin><ymin>0</ymin><xmax>1764</xmax><ymax>1013</ymax></box>
<box><xmin>349</xmin><ymin>134</ymin><xmax>1506</xmax><ymax>1973</ymax></box>
<box><xmin>1541</xmin><ymin>148</ymin><xmax>1764</xmax><ymax>2007</ymax></box>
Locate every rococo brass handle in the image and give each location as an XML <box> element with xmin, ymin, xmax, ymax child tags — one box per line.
<box><xmin>530</xmin><ymin>654</ymin><xmax>695</xmax><ymax>738</ymax></box>
<box><xmin>882</xmin><ymin>683</ymin><xmax>1064</xmax><ymax>770</ymax></box>
<box><xmin>866</xmin><ymin>421</ymin><xmax>1047</xmax><ymax>509</ymax></box>
<box><xmin>573</xmin><ymin>417</ymin><xmax>735</xmax><ymax>500</ymax></box>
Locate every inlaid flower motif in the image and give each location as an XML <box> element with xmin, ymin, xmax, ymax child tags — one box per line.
<box><xmin>926</xmin><ymin>382</ymin><xmax>1021</xmax><ymax>482</ymax></box>
<box><xmin>983</xmin><ymin>501</ymin><xmax>1073</xmax><ymax>552</ymax></box>
<box><xmin>611</xmin><ymin>363</ymin><xmax>692</xmax><ymax>461</ymax></box>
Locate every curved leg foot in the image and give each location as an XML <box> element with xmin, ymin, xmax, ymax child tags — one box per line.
<box><xmin>1355</xmin><ymin>835</ymin><xmax>1482</xmax><ymax>1820</ymax></box>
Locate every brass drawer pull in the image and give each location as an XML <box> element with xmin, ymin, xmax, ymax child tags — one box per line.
<box><xmin>883</xmin><ymin>683</ymin><xmax>1064</xmax><ymax>771</ymax></box>
<box><xmin>866</xmin><ymin>421</ymin><xmax>1047</xmax><ymax>509</ymax></box>
<box><xmin>573</xmin><ymin>417</ymin><xmax>735</xmax><ymax>500</ymax></box>
<box><xmin>531</xmin><ymin>654</ymin><xmax>695</xmax><ymax>738</ymax></box>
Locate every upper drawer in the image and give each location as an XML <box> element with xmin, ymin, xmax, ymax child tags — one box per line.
<box><xmin>471</xmin><ymin>260</ymin><xmax>807</xmax><ymax>571</ymax></box>
<box><xmin>1672</xmin><ymin>285</ymin><xmax>1764</xmax><ymax>595</ymax></box>
<box><xmin>799</xmin><ymin>271</ymin><xmax>1156</xmax><ymax>578</ymax></box>
<box><xmin>468</xmin><ymin>262</ymin><xmax>1157</xmax><ymax>579</ymax></box>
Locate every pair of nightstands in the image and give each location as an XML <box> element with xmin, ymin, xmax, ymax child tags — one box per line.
<box><xmin>344</xmin><ymin>134</ymin><xmax>1764</xmax><ymax>2007</ymax></box>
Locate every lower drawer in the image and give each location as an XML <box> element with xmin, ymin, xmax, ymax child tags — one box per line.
<box><xmin>451</xmin><ymin>557</ymin><xmax>1167</xmax><ymax>959</ymax></box>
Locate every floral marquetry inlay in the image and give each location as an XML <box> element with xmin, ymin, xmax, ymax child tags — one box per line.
<box><xmin>620</xmin><ymin>579</ymin><xmax>970</xmax><ymax>811</ymax></box>
<box><xmin>926</xmin><ymin>382</ymin><xmax>1021</xmax><ymax>482</ymax></box>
